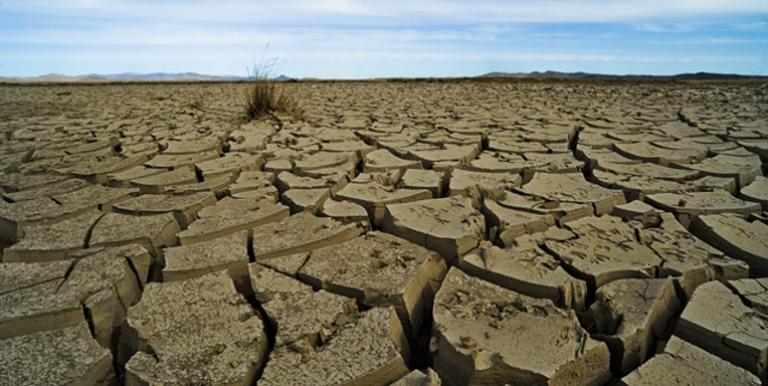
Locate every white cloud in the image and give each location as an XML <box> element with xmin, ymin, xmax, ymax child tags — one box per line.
<box><xmin>636</xmin><ymin>23</ymin><xmax>694</xmax><ymax>32</ymax></box>
<box><xmin>735</xmin><ymin>21</ymin><xmax>768</xmax><ymax>30</ymax></box>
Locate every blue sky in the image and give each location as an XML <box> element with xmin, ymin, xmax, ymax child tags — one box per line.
<box><xmin>1</xmin><ymin>1</ymin><xmax>766</xmax><ymax>78</ymax></box>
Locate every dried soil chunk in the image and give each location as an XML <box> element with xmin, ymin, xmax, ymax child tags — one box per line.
<box><xmin>364</xmin><ymin>148</ymin><xmax>423</xmax><ymax>172</ymax></box>
<box><xmin>518</xmin><ymin>172</ymin><xmax>625</xmax><ymax>215</ymax></box>
<box><xmin>276</xmin><ymin>171</ymin><xmax>348</xmax><ymax>192</ymax></box>
<box><xmin>590</xmin><ymin>169</ymin><xmax>688</xmax><ymax>200</ymax></box>
<box><xmin>0</xmin><ymin>324</ymin><xmax>115</xmax><ymax>386</ymax></box>
<box><xmin>299</xmin><ymin>231</ymin><xmax>447</xmax><ymax>338</ymax></box>
<box><xmin>401</xmin><ymin>169</ymin><xmax>446</xmax><ymax>197</ymax></box>
<box><xmin>163</xmin><ymin>231</ymin><xmax>250</xmax><ymax>292</ymax></box>
<box><xmin>0</xmin><ymin>173</ymin><xmax>68</xmax><ymax>192</ymax></box>
<box><xmin>466</xmin><ymin>153</ymin><xmax>530</xmax><ymax>174</ymax></box>
<box><xmin>112</xmin><ymin>191</ymin><xmax>216</xmax><ymax>227</ymax></box>
<box><xmin>588</xmin><ymin>278</ymin><xmax>680</xmax><ymax>375</ymax></box>
<box><xmin>52</xmin><ymin>184</ymin><xmax>137</xmax><ymax>211</ymax></box>
<box><xmin>249</xmin><ymin>264</ymin><xmax>357</xmax><ymax>348</ymax></box>
<box><xmin>163</xmin><ymin>136</ymin><xmax>221</xmax><ymax>154</ymax></box>
<box><xmin>646</xmin><ymin>190</ymin><xmax>761</xmax><ymax>226</ymax></box>
<box><xmin>614</xmin><ymin>141</ymin><xmax>706</xmax><ymax>165</ymax></box>
<box><xmin>0</xmin><ymin>196</ymin><xmax>89</xmax><ymax>242</ymax></box>
<box><xmin>90</xmin><ymin>212</ymin><xmax>179</xmax><ymax>254</ymax></box>
<box><xmin>619</xmin><ymin>336</ymin><xmax>760</xmax><ymax>386</ymax></box>
<box><xmin>144</xmin><ymin>150</ymin><xmax>219</xmax><ymax>169</ymax></box>
<box><xmin>3</xmin><ymin>209</ymin><xmax>103</xmax><ymax>262</ymax></box>
<box><xmin>432</xmin><ymin>267</ymin><xmax>610</xmax><ymax>386</ymax></box>
<box><xmin>738</xmin><ymin>139</ymin><xmax>768</xmax><ymax>159</ymax></box>
<box><xmin>410</xmin><ymin>145</ymin><xmax>479</xmax><ymax>167</ymax></box>
<box><xmin>459</xmin><ymin>239</ymin><xmax>587</xmax><ymax>310</ymax></box>
<box><xmin>295</xmin><ymin>151</ymin><xmax>356</xmax><ymax>172</ymax></box>
<box><xmin>336</xmin><ymin>181</ymin><xmax>432</xmax><ymax>226</ymax></box>
<box><xmin>497</xmin><ymin>191</ymin><xmax>593</xmax><ymax>225</ymax></box>
<box><xmin>230</xmin><ymin>121</ymin><xmax>276</xmax><ymax>152</ymax></box>
<box><xmin>177</xmin><ymin>197</ymin><xmax>289</xmax><ymax>244</ymax></box>
<box><xmin>449</xmin><ymin>169</ymin><xmax>521</xmax><ymax>197</ymax></box>
<box><xmin>160</xmin><ymin>171</ymin><xmax>237</xmax><ymax>195</ymax></box>
<box><xmin>577</xmin><ymin>145</ymin><xmax>642</xmax><ymax>167</ymax></box>
<box><xmin>675</xmin><ymin>280</ymin><xmax>768</xmax><ymax>379</ymax></box>
<box><xmin>106</xmin><ymin>165</ymin><xmax>164</xmax><ymax>187</ymax></box>
<box><xmin>382</xmin><ymin>196</ymin><xmax>486</xmax><ymax>262</ymax></box>
<box><xmin>691</xmin><ymin>213</ymin><xmax>768</xmax><ymax>276</ymax></box>
<box><xmin>319</xmin><ymin>198</ymin><xmax>369</xmax><ymax>224</ymax></box>
<box><xmin>639</xmin><ymin>213</ymin><xmax>748</xmax><ymax>297</ymax></box>
<box><xmin>0</xmin><ymin>261</ymin><xmax>76</xmax><ymax>339</ymax></box>
<box><xmin>596</xmin><ymin>160</ymin><xmax>700</xmax><ymax>181</ymax></box>
<box><xmin>195</xmin><ymin>152</ymin><xmax>263</xmax><ymax>179</ymax></box>
<box><xmin>483</xmin><ymin>199</ymin><xmax>555</xmax><ymax>246</ymax></box>
<box><xmin>3</xmin><ymin>178</ymin><xmax>89</xmax><ymax>202</ymax></box>
<box><xmin>258</xmin><ymin>307</ymin><xmax>409</xmax><ymax>386</ymax></box>
<box><xmin>729</xmin><ymin>278</ymin><xmax>768</xmax><ymax>316</ymax></box>
<box><xmin>226</xmin><ymin>170</ymin><xmax>275</xmax><ymax>195</ymax></box>
<box><xmin>124</xmin><ymin>272</ymin><xmax>268</xmax><ymax>386</ymax></box>
<box><xmin>741</xmin><ymin>176</ymin><xmax>768</xmax><ymax>210</ymax></box>
<box><xmin>524</xmin><ymin>152</ymin><xmax>585</xmax><ymax>173</ymax></box>
<box><xmin>130</xmin><ymin>166</ymin><xmax>198</xmax><ymax>193</ymax></box>
<box><xmin>250</xmin><ymin>212</ymin><xmax>365</xmax><ymax>260</ymax></box>
<box><xmin>282</xmin><ymin>187</ymin><xmax>331</xmax><ymax>214</ymax></box>
<box><xmin>674</xmin><ymin>154</ymin><xmax>763</xmax><ymax>187</ymax></box>
<box><xmin>612</xmin><ymin>200</ymin><xmax>659</xmax><ymax>221</ymax></box>
<box><xmin>489</xmin><ymin>138</ymin><xmax>550</xmax><ymax>154</ymax></box>
<box><xmin>544</xmin><ymin>215</ymin><xmax>662</xmax><ymax>289</ymax></box>
<box><xmin>0</xmin><ymin>246</ymin><xmax>145</xmax><ymax>345</ymax></box>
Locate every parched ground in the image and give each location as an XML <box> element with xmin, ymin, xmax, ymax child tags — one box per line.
<box><xmin>0</xmin><ymin>80</ymin><xmax>767</xmax><ymax>385</ymax></box>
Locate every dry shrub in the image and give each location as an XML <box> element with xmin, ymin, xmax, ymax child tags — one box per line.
<box><xmin>244</xmin><ymin>68</ymin><xmax>303</xmax><ymax>120</ymax></box>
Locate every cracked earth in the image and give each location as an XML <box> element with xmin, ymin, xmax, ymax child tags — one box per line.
<box><xmin>0</xmin><ymin>80</ymin><xmax>767</xmax><ymax>385</ymax></box>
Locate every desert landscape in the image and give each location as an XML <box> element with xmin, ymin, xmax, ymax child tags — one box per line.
<box><xmin>1</xmin><ymin>79</ymin><xmax>767</xmax><ymax>385</ymax></box>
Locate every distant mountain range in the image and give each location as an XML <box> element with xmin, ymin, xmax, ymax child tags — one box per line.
<box><xmin>478</xmin><ymin>71</ymin><xmax>766</xmax><ymax>80</ymax></box>
<box><xmin>1</xmin><ymin>71</ymin><xmax>764</xmax><ymax>83</ymax></box>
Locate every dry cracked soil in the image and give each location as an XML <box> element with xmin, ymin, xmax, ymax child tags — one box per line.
<box><xmin>0</xmin><ymin>79</ymin><xmax>767</xmax><ymax>385</ymax></box>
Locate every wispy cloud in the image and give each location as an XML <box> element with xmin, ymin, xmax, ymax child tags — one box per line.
<box><xmin>735</xmin><ymin>21</ymin><xmax>768</xmax><ymax>30</ymax></box>
<box><xmin>636</xmin><ymin>23</ymin><xmax>694</xmax><ymax>32</ymax></box>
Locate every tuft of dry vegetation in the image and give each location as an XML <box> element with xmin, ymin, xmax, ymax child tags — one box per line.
<box><xmin>244</xmin><ymin>67</ymin><xmax>303</xmax><ymax>120</ymax></box>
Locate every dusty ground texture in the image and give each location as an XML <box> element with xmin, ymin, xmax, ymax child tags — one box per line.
<box><xmin>0</xmin><ymin>79</ymin><xmax>767</xmax><ymax>385</ymax></box>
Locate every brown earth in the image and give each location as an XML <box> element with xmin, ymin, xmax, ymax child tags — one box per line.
<box><xmin>0</xmin><ymin>80</ymin><xmax>767</xmax><ymax>385</ymax></box>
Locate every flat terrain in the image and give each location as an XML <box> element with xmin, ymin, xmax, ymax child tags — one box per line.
<box><xmin>1</xmin><ymin>80</ymin><xmax>767</xmax><ymax>385</ymax></box>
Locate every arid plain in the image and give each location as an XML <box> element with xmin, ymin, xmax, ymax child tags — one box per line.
<box><xmin>1</xmin><ymin>80</ymin><xmax>767</xmax><ymax>385</ymax></box>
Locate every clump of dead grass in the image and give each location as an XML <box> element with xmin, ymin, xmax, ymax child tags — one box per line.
<box><xmin>244</xmin><ymin>64</ymin><xmax>303</xmax><ymax>120</ymax></box>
